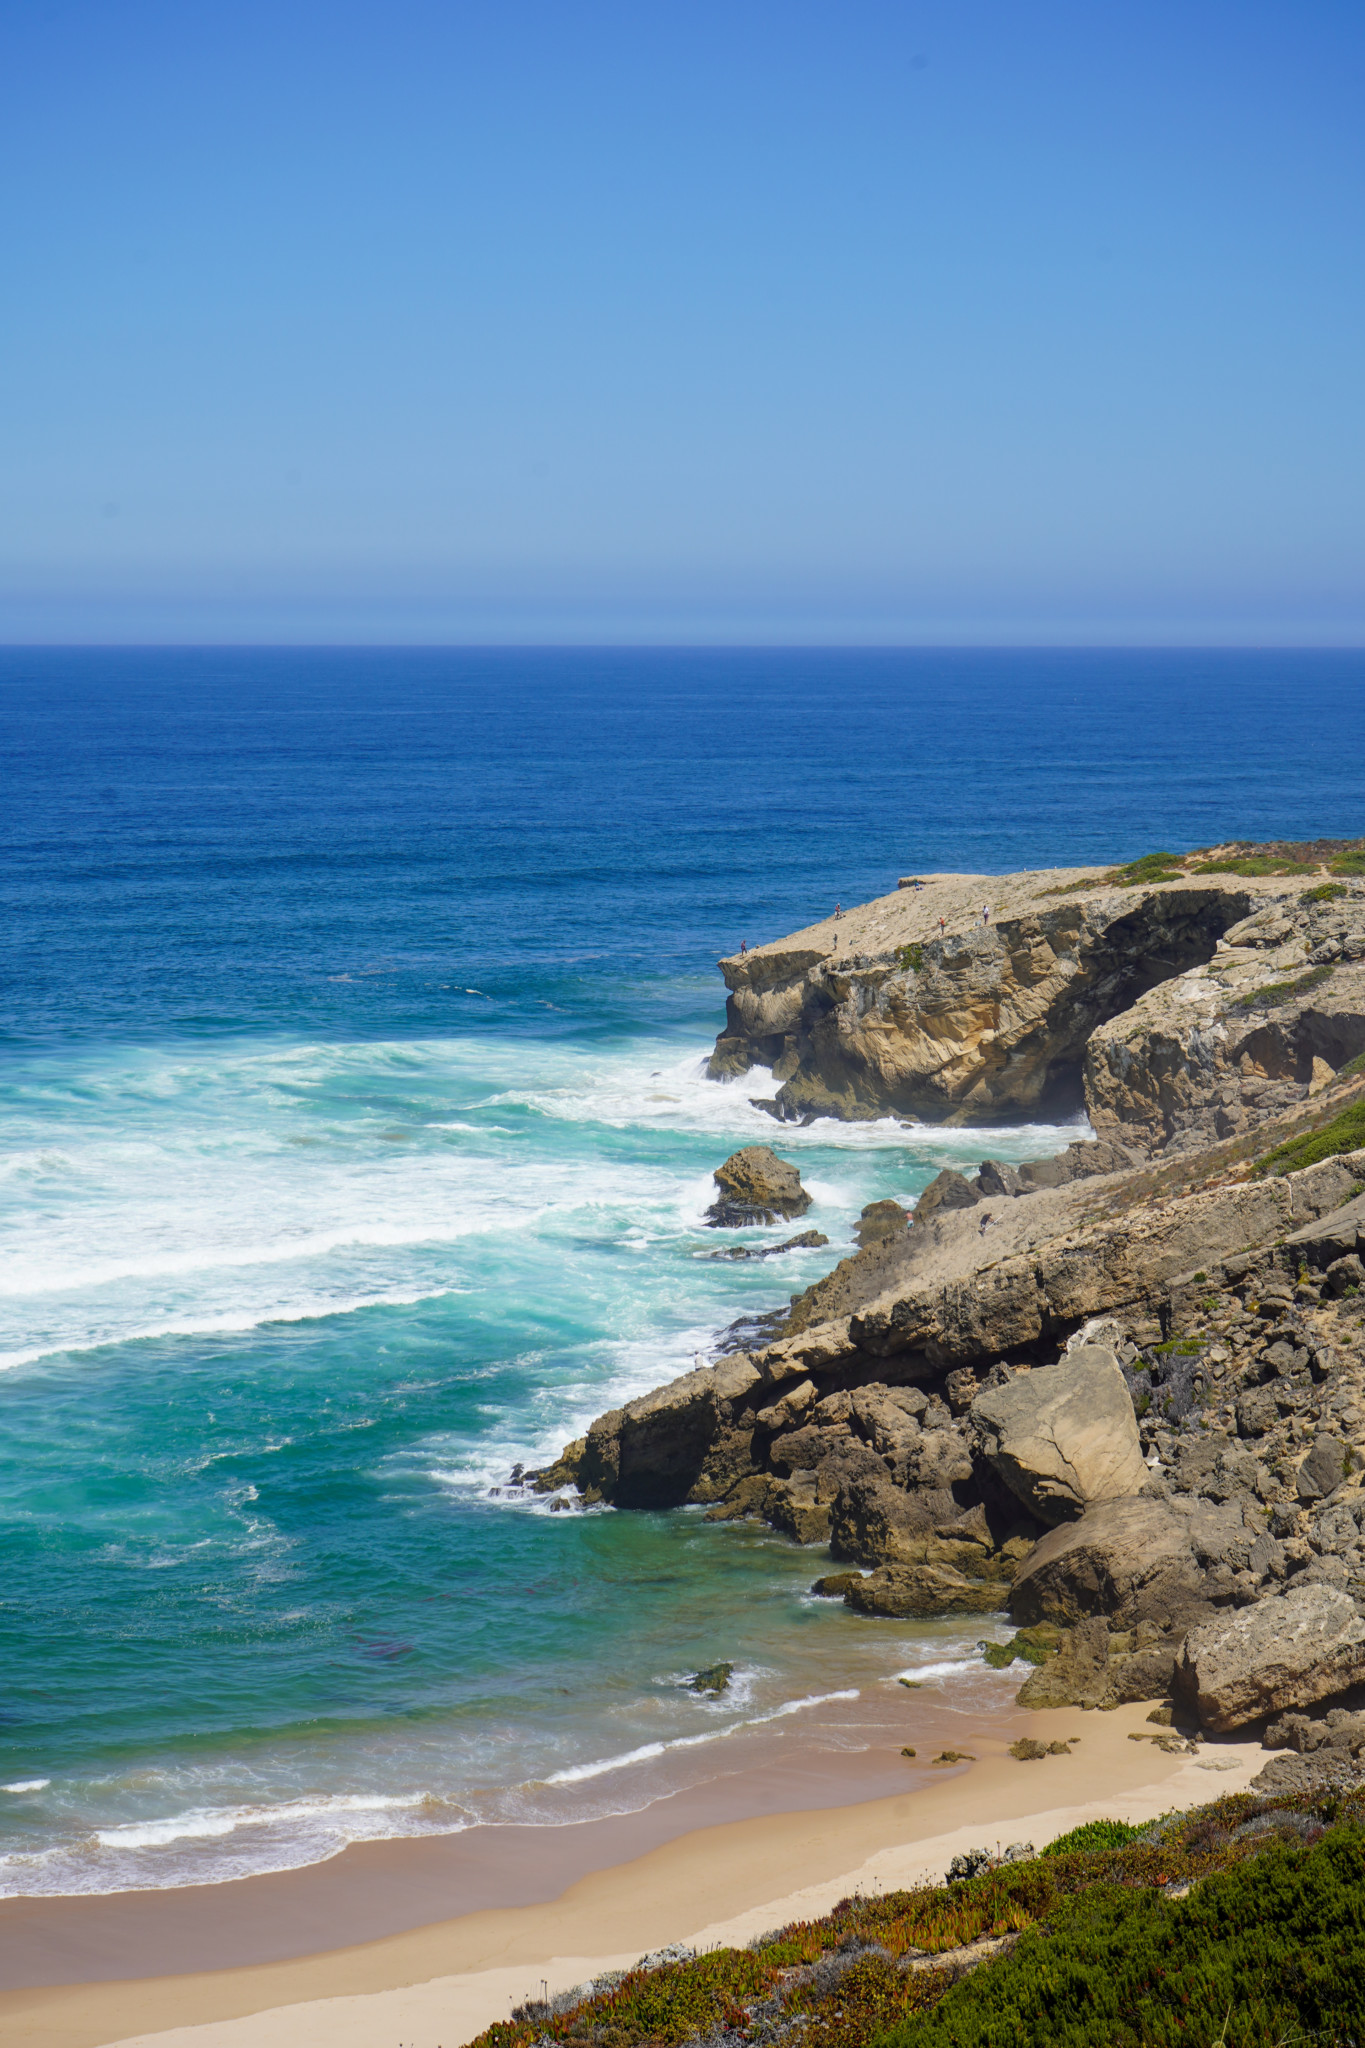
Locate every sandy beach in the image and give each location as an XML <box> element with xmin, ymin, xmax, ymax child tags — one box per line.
<box><xmin>1</xmin><ymin>1703</ymin><xmax>1266</xmax><ymax>2048</ymax></box>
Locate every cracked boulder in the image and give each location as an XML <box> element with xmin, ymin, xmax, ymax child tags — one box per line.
<box><xmin>970</xmin><ymin>1346</ymin><xmax>1147</xmax><ymax>1525</ymax></box>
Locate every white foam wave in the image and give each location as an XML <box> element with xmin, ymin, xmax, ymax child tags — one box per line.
<box><xmin>543</xmin><ymin>1689</ymin><xmax>860</xmax><ymax>1784</ymax></box>
<box><xmin>0</xmin><ymin>1030</ymin><xmax>1080</xmax><ymax>1372</ymax></box>
<box><xmin>92</xmin><ymin>1790</ymin><xmax>427</xmax><ymax>1852</ymax></box>
<box><xmin>1</xmin><ymin>1780</ymin><xmax>49</xmax><ymax>1794</ymax></box>
<box><xmin>895</xmin><ymin>1658</ymin><xmax>986</xmax><ymax>1683</ymax></box>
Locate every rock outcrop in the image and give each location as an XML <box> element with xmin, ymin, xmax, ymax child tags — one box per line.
<box><xmin>526</xmin><ymin>841</ymin><xmax>1365</xmax><ymax>1736</ymax></box>
<box><xmin>1175</xmin><ymin>1585</ymin><xmax>1365</xmax><ymax>1732</ymax></box>
<box><xmin>708</xmin><ymin>852</ymin><xmax>1365</xmax><ymax>1137</ymax></box>
<box><xmin>706</xmin><ymin>1146</ymin><xmax>812</xmax><ymax>1226</ymax></box>
<box><xmin>970</xmin><ymin>1347</ymin><xmax>1147</xmax><ymax>1524</ymax></box>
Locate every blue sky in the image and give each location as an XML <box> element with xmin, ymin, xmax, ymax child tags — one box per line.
<box><xmin>2</xmin><ymin>0</ymin><xmax>1362</xmax><ymax>643</ymax></box>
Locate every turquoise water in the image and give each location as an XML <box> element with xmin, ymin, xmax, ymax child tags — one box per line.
<box><xmin>1</xmin><ymin>647</ymin><xmax>1361</xmax><ymax>1894</ymax></box>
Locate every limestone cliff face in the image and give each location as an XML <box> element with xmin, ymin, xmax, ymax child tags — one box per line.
<box><xmin>710</xmin><ymin>869</ymin><xmax>1256</xmax><ymax>1126</ymax></box>
<box><xmin>1085</xmin><ymin>888</ymin><xmax>1365</xmax><ymax>1153</ymax></box>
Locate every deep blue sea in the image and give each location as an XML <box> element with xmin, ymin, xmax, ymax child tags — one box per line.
<box><xmin>1</xmin><ymin>646</ymin><xmax>1361</xmax><ymax>1896</ymax></box>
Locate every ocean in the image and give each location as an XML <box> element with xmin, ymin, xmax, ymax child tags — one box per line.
<box><xmin>1</xmin><ymin>645</ymin><xmax>1361</xmax><ymax>1896</ymax></box>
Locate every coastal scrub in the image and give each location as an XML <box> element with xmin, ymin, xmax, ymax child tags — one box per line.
<box><xmin>468</xmin><ymin>1794</ymin><xmax>1365</xmax><ymax>2048</ymax></box>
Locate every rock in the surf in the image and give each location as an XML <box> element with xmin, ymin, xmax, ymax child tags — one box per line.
<box><xmin>706</xmin><ymin>1146</ymin><xmax>813</xmax><ymax>1226</ymax></box>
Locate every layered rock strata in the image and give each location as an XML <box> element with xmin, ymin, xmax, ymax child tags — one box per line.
<box><xmin>709</xmin><ymin>854</ymin><xmax>1365</xmax><ymax>1133</ymax></box>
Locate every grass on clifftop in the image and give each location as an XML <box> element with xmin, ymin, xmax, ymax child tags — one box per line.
<box><xmin>1039</xmin><ymin>838</ymin><xmax>1365</xmax><ymax>895</ymax></box>
<box><xmin>1253</xmin><ymin>1095</ymin><xmax>1365</xmax><ymax>1177</ymax></box>
<box><xmin>465</xmin><ymin>1795</ymin><xmax>1365</xmax><ymax>2048</ymax></box>
<box><xmin>1236</xmin><ymin>962</ymin><xmax>1335</xmax><ymax>1008</ymax></box>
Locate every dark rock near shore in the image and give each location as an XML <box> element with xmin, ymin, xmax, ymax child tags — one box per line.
<box><xmin>856</xmin><ymin>1199</ymin><xmax>909</xmax><ymax>1247</ymax></box>
<box><xmin>914</xmin><ymin>1170</ymin><xmax>980</xmax><ymax>1225</ymax></box>
<box><xmin>708</xmin><ymin>1229</ymin><xmax>829</xmax><ymax>1260</ymax></box>
<box><xmin>845</xmin><ymin>1563</ymin><xmax>1004</xmax><ymax>1618</ymax></box>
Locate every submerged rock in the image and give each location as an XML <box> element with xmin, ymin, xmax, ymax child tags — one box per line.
<box><xmin>708</xmin><ymin>1228</ymin><xmax>829</xmax><ymax>1260</ymax></box>
<box><xmin>706</xmin><ymin>1146</ymin><xmax>812</xmax><ymax>1227</ymax></box>
<box><xmin>810</xmin><ymin>1571</ymin><xmax>864</xmax><ymax>1597</ymax></box>
<box><xmin>686</xmin><ymin>1661</ymin><xmax>734</xmax><ymax>1696</ymax></box>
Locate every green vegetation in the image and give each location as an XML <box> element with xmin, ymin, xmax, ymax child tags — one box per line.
<box><xmin>876</xmin><ymin>1826</ymin><xmax>1365</xmax><ymax>2047</ymax></box>
<box><xmin>1193</xmin><ymin>855</ymin><xmax>1307</xmax><ymax>877</ymax></box>
<box><xmin>1041</xmin><ymin>1818</ymin><xmax>1145</xmax><ymax>1858</ymax></box>
<box><xmin>1332</xmin><ymin>850</ymin><xmax>1365</xmax><ymax>876</ymax></box>
<box><xmin>897</xmin><ymin>943</ymin><xmax>925</xmax><ymax>973</ymax></box>
<box><xmin>1152</xmin><ymin>1336</ymin><xmax>1204</xmax><ymax>1356</ymax></box>
<box><xmin>1111</xmin><ymin>851</ymin><xmax>1187</xmax><ymax>886</ymax></box>
<box><xmin>1236</xmin><ymin>962</ymin><xmax>1335</xmax><ymax>1008</ymax></box>
<box><xmin>1341</xmin><ymin>1050</ymin><xmax>1365</xmax><ymax>1080</ymax></box>
<box><xmin>1303</xmin><ymin>882</ymin><xmax>1349</xmax><ymax>904</ymax></box>
<box><xmin>470</xmin><ymin>1798</ymin><xmax>1365</xmax><ymax>2048</ymax></box>
<box><xmin>1253</xmin><ymin>1097</ymin><xmax>1365</xmax><ymax>1177</ymax></box>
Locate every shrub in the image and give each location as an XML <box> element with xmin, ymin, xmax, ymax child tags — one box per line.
<box><xmin>466</xmin><ymin>1803</ymin><xmax>1365</xmax><ymax>2048</ymax></box>
<box><xmin>1193</xmin><ymin>855</ymin><xmax>1305</xmax><ymax>877</ymax></box>
<box><xmin>1303</xmin><ymin>882</ymin><xmax>1349</xmax><ymax>904</ymax></box>
<box><xmin>874</xmin><ymin>1826</ymin><xmax>1365</xmax><ymax>2048</ymax></box>
<box><xmin>897</xmin><ymin>944</ymin><xmax>925</xmax><ymax>973</ymax></box>
<box><xmin>1113</xmin><ymin>851</ymin><xmax>1187</xmax><ymax>886</ymax></box>
<box><xmin>1042</xmin><ymin>1819</ymin><xmax>1145</xmax><ymax>1858</ymax></box>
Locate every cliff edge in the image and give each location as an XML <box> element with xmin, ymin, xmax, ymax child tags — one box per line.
<box><xmin>709</xmin><ymin>842</ymin><xmax>1365</xmax><ymax>1131</ymax></box>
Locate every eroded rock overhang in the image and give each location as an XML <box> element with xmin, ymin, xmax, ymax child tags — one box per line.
<box><xmin>709</xmin><ymin>869</ymin><xmax>1257</xmax><ymax>1126</ymax></box>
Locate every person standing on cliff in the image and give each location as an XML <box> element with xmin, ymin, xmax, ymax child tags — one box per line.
<box><xmin>982</xmin><ymin>905</ymin><xmax>991</xmax><ymax>925</ymax></box>
<box><xmin>834</xmin><ymin>902</ymin><xmax>842</xmax><ymax>919</ymax></box>
<box><xmin>938</xmin><ymin>916</ymin><xmax>946</xmax><ymax>935</ymax></box>
<box><xmin>739</xmin><ymin>939</ymin><xmax>747</xmax><ymax>954</ymax></box>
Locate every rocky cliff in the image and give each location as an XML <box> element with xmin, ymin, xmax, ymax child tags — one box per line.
<box><xmin>531</xmin><ymin>841</ymin><xmax>1365</xmax><ymax>1778</ymax></box>
<box><xmin>709</xmin><ymin>844</ymin><xmax>1365</xmax><ymax>1131</ymax></box>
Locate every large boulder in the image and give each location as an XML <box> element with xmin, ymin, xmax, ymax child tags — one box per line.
<box><xmin>1175</xmin><ymin>1585</ymin><xmax>1365</xmax><ymax>1732</ymax></box>
<box><xmin>844</xmin><ymin>1563</ymin><xmax>1004</xmax><ymax>1618</ymax></box>
<box><xmin>970</xmin><ymin>1347</ymin><xmax>1146</xmax><ymax>1525</ymax></box>
<box><xmin>1013</xmin><ymin>1617</ymin><xmax>1178</xmax><ymax>1710</ymax></box>
<box><xmin>827</xmin><ymin>1445</ymin><xmax>958</xmax><ymax>1567</ymax></box>
<box><xmin>706</xmin><ymin>1146</ymin><xmax>812</xmax><ymax>1227</ymax></box>
<box><xmin>856</xmin><ymin>1199</ymin><xmax>910</xmax><ymax>1247</ymax></box>
<box><xmin>1008</xmin><ymin>1495</ymin><xmax>1252</xmax><ymax>1633</ymax></box>
<box><xmin>913</xmin><ymin>1169</ymin><xmax>980</xmax><ymax>1225</ymax></box>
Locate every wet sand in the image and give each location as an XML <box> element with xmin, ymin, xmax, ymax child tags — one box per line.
<box><xmin>0</xmin><ymin>1703</ymin><xmax>1266</xmax><ymax>2048</ymax></box>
